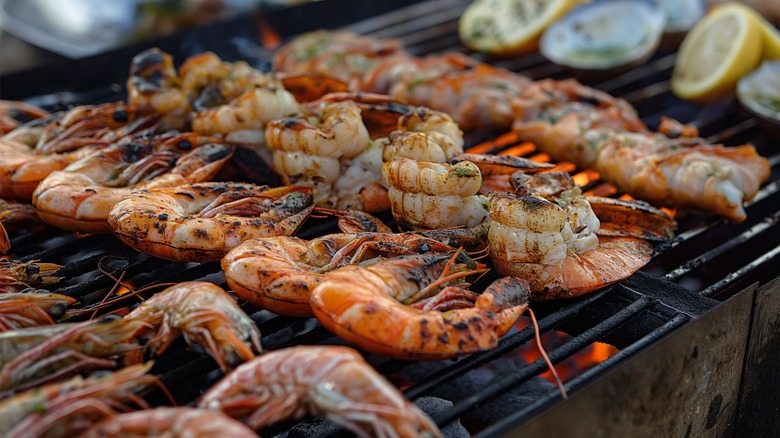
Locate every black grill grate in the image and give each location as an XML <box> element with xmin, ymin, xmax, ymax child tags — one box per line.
<box><xmin>3</xmin><ymin>0</ymin><xmax>780</xmax><ymax>435</ymax></box>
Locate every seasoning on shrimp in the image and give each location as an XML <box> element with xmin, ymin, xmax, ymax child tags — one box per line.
<box><xmin>513</xmin><ymin>79</ymin><xmax>770</xmax><ymax>222</ymax></box>
<box><xmin>223</xmin><ymin>231</ymin><xmax>457</xmax><ymax>317</ymax></box>
<box><xmin>32</xmin><ymin>135</ymin><xmax>234</xmax><ymax>233</ymax></box>
<box><xmin>310</xmin><ymin>251</ymin><xmax>531</xmax><ymax>360</ymax></box>
<box><xmin>109</xmin><ymin>183</ymin><xmax>314</xmax><ymax>262</ymax></box>
<box><xmin>487</xmin><ymin>191</ymin><xmax>665</xmax><ymax>300</ymax></box>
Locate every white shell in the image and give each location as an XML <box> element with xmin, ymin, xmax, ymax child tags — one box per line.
<box><xmin>737</xmin><ymin>61</ymin><xmax>780</xmax><ymax>126</ymax></box>
<box><xmin>540</xmin><ymin>0</ymin><xmax>666</xmax><ymax>70</ymax></box>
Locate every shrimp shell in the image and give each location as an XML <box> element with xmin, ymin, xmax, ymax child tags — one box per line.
<box><xmin>126</xmin><ymin>281</ymin><xmax>262</xmax><ymax>371</ymax></box>
<box><xmin>81</xmin><ymin>407</ymin><xmax>257</xmax><ymax>438</ymax></box>
<box><xmin>199</xmin><ymin>345</ymin><xmax>442</xmax><ymax>438</ymax></box>
<box><xmin>310</xmin><ymin>253</ymin><xmax>529</xmax><ymax>360</ymax></box>
<box><xmin>108</xmin><ymin>183</ymin><xmax>314</xmax><ymax>262</ymax></box>
<box><xmin>33</xmin><ymin>141</ymin><xmax>234</xmax><ymax>233</ymax></box>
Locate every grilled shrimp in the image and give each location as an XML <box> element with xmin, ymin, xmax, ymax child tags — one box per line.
<box><xmin>0</xmin><ymin>292</ymin><xmax>76</xmax><ymax>331</ymax></box>
<box><xmin>383</xmin><ymin>157</ymin><xmax>489</xmax><ymax>230</ymax></box>
<box><xmin>488</xmin><ymin>192</ymin><xmax>655</xmax><ymax>300</ymax></box>
<box><xmin>32</xmin><ymin>136</ymin><xmax>234</xmax><ymax>233</ymax></box>
<box><xmin>81</xmin><ymin>407</ymin><xmax>258</xmax><ymax>438</ymax></box>
<box><xmin>385</xmin><ymin>52</ymin><xmax>533</xmax><ymax>131</ymax></box>
<box><xmin>0</xmin><ymin>137</ymin><xmax>105</xmax><ymax>202</ymax></box>
<box><xmin>223</xmin><ymin>232</ymin><xmax>457</xmax><ymax>317</ymax></box>
<box><xmin>266</xmin><ymin>100</ymin><xmax>370</xmax><ymax>205</ymax></box>
<box><xmin>199</xmin><ymin>345</ymin><xmax>442</xmax><ymax>437</ymax></box>
<box><xmin>126</xmin><ymin>281</ymin><xmax>262</xmax><ymax>372</ymax></box>
<box><xmin>127</xmin><ymin>48</ymin><xmax>191</xmax><ymax>130</ymax></box>
<box><xmin>273</xmin><ymin>30</ymin><xmax>406</xmax><ymax>89</ymax></box>
<box><xmin>310</xmin><ymin>251</ymin><xmax>531</xmax><ymax>359</ymax></box>
<box><xmin>39</xmin><ymin>103</ymin><xmax>158</xmax><ymax>153</ymax></box>
<box><xmin>513</xmin><ymin>79</ymin><xmax>770</xmax><ymax>222</ymax></box>
<box><xmin>109</xmin><ymin>183</ymin><xmax>314</xmax><ymax>262</ymax></box>
<box><xmin>193</xmin><ymin>85</ymin><xmax>301</xmax><ymax>148</ymax></box>
<box><xmin>1</xmin><ymin>363</ymin><xmax>158</xmax><ymax>438</ymax></box>
<box><xmin>0</xmin><ymin>318</ymin><xmax>147</xmax><ymax>393</ymax></box>
<box><xmin>0</xmin><ymin>259</ymin><xmax>62</xmax><ymax>292</ymax></box>
<box><xmin>0</xmin><ymin>100</ymin><xmax>50</xmax><ymax>135</ymax></box>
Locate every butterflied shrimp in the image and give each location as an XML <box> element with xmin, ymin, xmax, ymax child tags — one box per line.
<box><xmin>273</xmin><ymin>30</ymin><xmax>406</xmax><ymax>89</ymax></box>
<box><xmin>109</xmin><ymin>183</ymin><xmax>314</xmax><ymax>262</ymax></box>
<box><xmin>386</xmin><ymin>52</ymin><xmax>533</xmax><ymax>131</ymax></box>
<box><xmin>487</xmin><ymin>192</ymin><xmax>655</xmax><ymax>300</ymax></box>
<box><xmin>310</xmin><ymin>251</ymin><xmax>530</xmax><ymax>359</ymax></box>
<box><xmin>81</xmin><ymin>407</ymin><xmax>258</xmax><ymax>438</ymax></box>
<box><xmin>0</xmin><ymin>292</ymin><xmax>76</xmax><ymax>331</ymax></box>
<box><xmin>222</xmin><ymin>231</ymin><xmax>456</xmax><ymax>317</ymax></box>
<box><xmin>126</xmin><ymin>281</ymin><xmax>262</xmax><ymax>371</ymax></box>
<box><xmin>512</xmin><ymin>79</ymin><xmax>770</xmax><ymax>222</ymax></box>
<box><xmin>32</xmin><ymin>137</ymin><xmax>234</xmax><ymax>233</ymax></box>
<box><xmin>266</xmin><ymin>100</ymin><xmax>370</xmax><ymax>205</ymax></box>
<box><xmin>199</xmin><ymin>345</ymin><xmax>442</xmax><ymax>437</ymax></box>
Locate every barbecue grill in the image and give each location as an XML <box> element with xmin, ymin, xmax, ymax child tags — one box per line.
<box><xmin>1</xmin><ymin>0</ymin><xmax>779</xmax><ymax>436</ymax></box>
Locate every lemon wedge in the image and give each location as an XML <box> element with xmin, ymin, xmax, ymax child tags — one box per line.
<box><xmin>671</xmin><ymin>3</ymin><xmax>763</xmax><ymax>102</ymax></box>
<box><xmin>722</xmin><ymin>2</ymin><xmax>780</xmax><ymax>60</ymax></box>
<box><xmin>459</xmin><ymin>0</ymin><xmax>588</xmax><ymax>56</ymax></box>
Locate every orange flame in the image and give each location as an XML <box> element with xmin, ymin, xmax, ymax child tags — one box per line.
<box><xmin>257</xmin><ymin>15</ymin><xmax>281</xmax><ymax>49</ymax></box>
<box><xmin>513</xmin><ymin>317</ymin><xmax>618</xmax><ymax>384</ymax></box>
<box><xmin>466</xmin><ymin>133</ymin><xmax>523</xmax><ymax>154</ymax></box>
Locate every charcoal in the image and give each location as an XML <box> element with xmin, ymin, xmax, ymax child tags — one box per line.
<box><xmin>286</xmin><ymin>396</ymin><xmax>468</xmax><ymax>438</ymax></box>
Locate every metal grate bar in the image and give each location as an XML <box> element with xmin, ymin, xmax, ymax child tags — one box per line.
<box><xmin>403</xmin><ymin>289</ymin><xmax>612</xmax><ymax>399</ymax></box>
<box><xmin>665</xmin><ymin>211</ymin><xmax>780</xmax><ymax>282</ymax></box>
<box><xmin>430</xmin><ymin>296</ymin><xmax>654</xmax><ymax>428</ymax></box>
<box><xmin>700</xmin><ymin>245</ymin><xmax>780</xmax><ymax>298</ymax></box>
<box><xmin>476</xmin><ymin>312</ymin><xmax>690</xmax><ymax>437</ymax></box>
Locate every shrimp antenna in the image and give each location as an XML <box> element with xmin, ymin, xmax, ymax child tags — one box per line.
<box><xmin>407</xmin><ymin>249</ymin><xmax>489</xmax><ymax>303</ymax></box>
<box><xmin>66</xmin><ymin>282</ymin><xmax>176</xmax><ymax>317</ymax></box>
<box><xmin>527</xmin><ymin>307</ymin><xmax>567</xmax><ymax>400</ymax></box>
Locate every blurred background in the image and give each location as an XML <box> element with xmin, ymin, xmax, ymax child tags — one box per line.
<box><xmin>0</xmin><ymin>0</ymin><xmax>778</xmax><ymax>75</ymax></box>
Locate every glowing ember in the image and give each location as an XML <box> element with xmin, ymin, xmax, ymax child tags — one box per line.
<box><xmin>573</xmin><ymin>169</ymin><xmax>601</xmax><ymax>187</ymax></box>
<box><xmin>257</xmin><ymin>16</ymin><xmax>281</xmax><ymax>49</ymax></box>
<box><xmin>496</xmin><ymin>141</ymin><xmax>536</xmax><ymax>158</ymax></box>
<box><xmin>467</xmin><ymin>133</ymin><xmax>524</xmax><ymax>154</ymax></box>
<box><xmin>513</xmin><ymin>317</ymin><xmax>618</xmax><ymax>384</ymax></box>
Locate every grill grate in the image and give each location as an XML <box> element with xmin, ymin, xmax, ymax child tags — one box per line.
<box><xmin>3</xmin><ymin>0</ymin><xmax>780</xmax><ymax>435</ymax></box>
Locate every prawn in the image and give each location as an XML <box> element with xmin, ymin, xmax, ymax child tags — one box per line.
<box><xmin>512</xmin><ymin>79</ymin><xmax>770</xmax><ymax>222</ymax></box>
<box><xmin>1</xmin><ymin>362</ymin><xmax>160</xmax><ymax>438</ymax></box>
<box><xmin>0</xmin><ymin>259</ymin><xmax>62</xmax><ymax>292</ymax></box>
<box><xmin>266</xmin><ymin>100</ymin><xmax>370</xmax><ymax>206</ymax></box>
<box><xmin>80</xmin><ymin>407</ymin><xmax>258</xmax><ymax>438</ymax></box>
<box><xmin>125</xmin><ymin>281</ymin><xmax>261</xmax><ymax>372</ymax></box>
<box><xmin>0</xmin><ymin>292</ymin><xmax>77</xmax><ymax>331</ymax></box>
<box><xmin>193</xmin><ymin>85</ymin><xmax>302</xmax><ymax>148</ymax></box>
<box><xmin>383</xmin><ymin>52</ymin><xmax>534</xmax><ymax>131</ymax></box>
<box><xmin>0</xmin><ymin>318</ymin><xmax>148</xmax><ymax>393</ymax></box>
<box><xmin>273</xmin><ymin>30</ymin><xmax>406</xmax><ymax>89</ymax></box>
<box><xmin>199</xmin><ymin>345</ymin><xmax>442</xmax><ymax>437</ymax></box>
<box><xmin>0</xmin><ymin>100</ymin><xmax>50</xmax><ymax>135</ymax></box>
<box><xmin>222</xmin><ymin>231</ymin><xmax>457</xmax><ymax>317</ymax></box>
<box><xmin>32</xmin><ymin>136</ymin><xmax>234</xmax><ymax>233</ymax></box>
<box><xmin>310</xmin><ymin>251</ymin><xmax>531</xmax><ymax>359</ymax></box>
<box><xmin>487</xmin><ymin>191</ymin><xmax>656</xmax><ymax>300</ymax></box>
<box><xmin>108</xmin><ymin>183</ymin><xmax>314</xmax><ymax>262</ymax></box>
